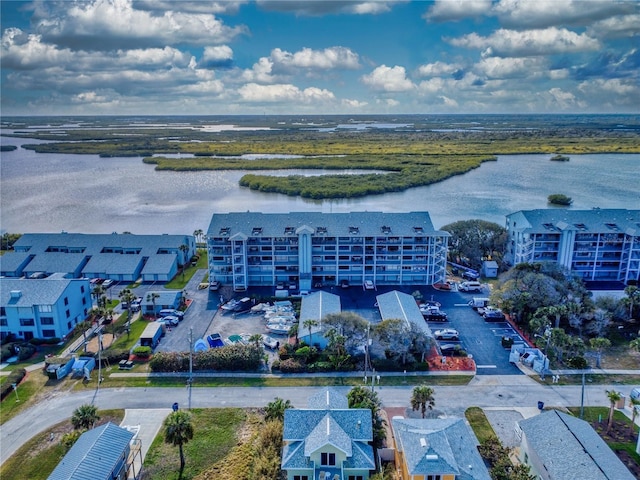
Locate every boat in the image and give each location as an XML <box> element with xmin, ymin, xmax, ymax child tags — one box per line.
<box><xmin>194</xmin><ymin>338</ymin><xmax>209</xmax><ymax>352</ymax></box>
<box><xmin>206</xmin><ymin>333</ymin><xmax>225</xmax><ymax>348</ymax></box>
<box><xmin>550</xmin><ymin>154</ymin><xmax>570</xmax><ymax>161</ymax></box>
<box><xmin>265</xmin><ymin>315</ymin><xmax>296</xmax><ymax>324</ymax></box>
<box><xmin>266</xmin><ymin>322</ymin><xmax>292</xmax><ymax>335</ymax></box>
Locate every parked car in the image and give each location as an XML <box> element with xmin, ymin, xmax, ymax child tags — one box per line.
<box><xmin>459</xmin><ymin>281</ymin><xmax>483</xmax><ymax>292</ymax></box>
<box><xmin>102</xmin><ymin>279</ymin><xmax>114</xmax><ymax>288</ymax></box>
<box><xmin>364</xmin><ymin>280</ymin><xmax>375</xmax><ymax>290</ymax></box>
<box><xmin>340</xmin><ymin>279</ymin><xmax>350</xmax><ymax>289</ymax></box>
<box><xmin>434</xmin><ymin>329</ymin><xmax>459</xmax><ymax>341</ymax></box>
<box><xmin>159</xmin><ymin>308</ymin><xmax>184</xmax><ymax>319</ymax></box>
<box><xmin>440</xmin><ymin>344</ymin><xmax>465</xmax><ymax>357</ymax></box>
<box><xmin>130</xmin><ymin>297</ymin><xmax>142</xmax><ymax>312</ymax></box>
<box><xmin>420</xmin><ymin>300</ymin><xmax>441</xmax><ymax>309</ymax></box>
<box><xmin>432</xmin><ymin>282</ymin><xmax>452</xmax><ymax>291</ymax></box>
<box><xmin>424</xmin><ymin>310</ymin><xmax>448</xmax><ymax>322</ymax></box>
<box><xmin>157</xmin><ymin>316</ymin><xmax>179</xmax><ymax>326</ymax></box>
<box><xmin>483</xmin><ymin>307</ymin><xmax>506</xmax><ymax>322</ymax></box>
<box><xmin>276</xmin><ymin>281</ymin><xmax>285</xmax><ymax>290</ymax></box>
<box><xmin>209</xmin><ymin>280</ymin><xmax>221</xmax><ymax>291</ymax></box>
<box><xmin>462</xmin><ymin>270</ymin><xmax>480</xmax><ymax>280</ymax></box>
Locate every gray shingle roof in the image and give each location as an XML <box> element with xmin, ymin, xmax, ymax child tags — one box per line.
<box><xmin>518</xmin><ymin>410</ymin><xmax>636</xmax><ymax>480</ymax></box>
<box><xmin>82</xmin><ymin>253</ymin><xmax>144</xmax><ymax>275</ymax></box>
<box><xmin>208</xmin><ymin>211</ymin><xmax>447</xmax><ymax>238</ymax></box>
<box><xmin>47</xmin><ymin>422</ymin><xmax>134</xmax><ymax>480</ymax></box>
<box><xmin>24</xmin><ymin>253</ymin><xmax>88</xmax><ymax>274</ymax></box>
<box><xmin>0</xmin><ymin>277</ymin><xmax>82</xmax><ymax>306</ymax></box>
<box><xmin>141</xmin><ymin>254</ymin><xmax>178</xmax><ymax>275</ymax></box>
<box><xmin>508</xmin><ymin>209</ymin><xmax>640</xmax><ymax>235</ymax></box>
<box><xmin>299</xmin><ymin>291</ymin><xmax>341</xmax><ymax>337</ymax></box>
<box><xmin>0</xmin><ymin>251</ymin><xmax>34</xmax><ymax>274</ymax></box>
<box><xmin>392</xmin><ymin>417</ymin><xmax>491</xmax><ymax>480</ymax></box>
<box><xmin>304</xmin><ymin>414</ymin><xmax>353</xmax><ymax>457</ymax></box>
<box><xmin>308</xmin><ymin>388</ymin><xmax>349</xmax><ymax>410</ymax></box>
<box><xmin>376</xmin><ymin>290</ymin><xmax>432</xmax><ymax>336</ymax></box>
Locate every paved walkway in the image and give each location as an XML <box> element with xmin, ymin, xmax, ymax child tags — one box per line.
<box><xmin>120</xmin><ymin>408</ymin><xmax>171</xmax><ymax>479</ymax></box>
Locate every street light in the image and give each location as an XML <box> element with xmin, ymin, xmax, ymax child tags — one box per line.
<box><xmin>534</xmin><ymin>327</ymin><xmax>552</xmax><ymax>380</ymax></box>
<box><xmin>11</xmin><ymin>383</ymin><xmax>19</xmax><ymax>402</ymax></box>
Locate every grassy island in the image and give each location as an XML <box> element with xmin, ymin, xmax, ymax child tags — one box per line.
<box><xmin>7</xmin><ymin>116</ymin><xmax>640</xmax><ymax>199</ymax></box>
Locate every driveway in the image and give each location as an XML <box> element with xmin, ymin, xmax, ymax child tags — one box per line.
<box><xmin>120</xmin><ymin>408</ymin><xmax>171</xmax><ymax>476</ymax></box>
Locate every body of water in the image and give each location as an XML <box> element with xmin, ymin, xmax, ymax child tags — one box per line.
<box><xmin>1</xmin><ymin>135</ymin><xmax>638</xmax><ymax>235</ymax></box>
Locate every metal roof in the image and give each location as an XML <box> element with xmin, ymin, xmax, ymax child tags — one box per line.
<box><xmin>47</xmin><ymin>422</ymin><xmax>134</xmax><ymax>480</ymax></box>
<box><xmin>376</xmin><ymin>290</ymin><xmax>432</xmax><ymax>337</ymax></box>
<box><xmin>507</xmin><ymin>209</ymin><xmax>640</xmax><ymax>235</ymax></box>
<box><xmin>298</xmin><ymin>291</ymin><xmax>341</xmax><ymax>337</ymax></box>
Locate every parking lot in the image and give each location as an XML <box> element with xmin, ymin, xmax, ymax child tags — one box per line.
<box><xmin>127</xmin><ymin>274</ymin><xmax>524</xmax><ymax>375</ymax></box>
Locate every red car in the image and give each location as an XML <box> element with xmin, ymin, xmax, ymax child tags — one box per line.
<box><xmin>433</xmin><ymin>282</ymin><xmax>452</xmax><ymax>291</ymax></box>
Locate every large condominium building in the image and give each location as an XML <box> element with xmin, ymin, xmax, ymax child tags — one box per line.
<box><xmin>207</xmin><ymin>212</ymin><xmax>449</xmax><ymax>292</ymax></box>
<box><xmin>505</xmin><ymin>209</ymin><xmax>640</xmax><ymax>284</ymax></box>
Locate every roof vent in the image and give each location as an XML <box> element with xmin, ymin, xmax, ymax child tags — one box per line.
<box><xmin>219</xmin><ymin>227</ymin><xmax>230</xmax><ymax>236</ymax></box>
<box><xmin>317</xmin><ymin>226</ymin><xmax>327</xmax><ymax>235</ymax></box>
<box><xmin>381</xmin><ymin>226</ymin><xmax>391</xmax><ymax>234</ymax></box>
<box><xmin>252</xmin><ymin>227</ymin><xmax>263</xmax><ymax>236</ymax></box>
<box><xmin>10</xmin><ymin>290</ymin><xmax>22</xmax><ymax>299</ymax></box>
<box><xmin>420</xmin><ymin>438</ymin><xmax>427</xmax><ymax>448</ymax></box>
<box><xmin>426</xmin><ymin>454</ymin><xmax>438</xmax><ymax>460</ymax></box>
<box><xmin>349</xmin><ymin>226</ymin><xmax>359</xmax><ymax>234</ymax></box>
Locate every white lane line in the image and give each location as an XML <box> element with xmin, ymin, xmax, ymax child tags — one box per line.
<box><xmin>476</xmin><ymin>365</ymin><xmax>498</xmax><ymax>368</ymax></box>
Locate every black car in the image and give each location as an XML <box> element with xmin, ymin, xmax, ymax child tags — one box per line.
<box><xmin>440</xmin><ymin>344</ymin><xmax>466</xmax><ymax>357</ymax></box>
<box><xmin>483</xmin><ymin>309</ymin><xmax>506</xmax><ymax>322</ymax></box>
<box><xmin>424</xmin><ymin>311</ymin><xmax>448</xmax><ymax>322</ymax></box>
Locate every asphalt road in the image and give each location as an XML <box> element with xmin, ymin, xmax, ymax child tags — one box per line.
<box><xmin>2</xmin><ymin>375</ymin><xmax>638</xmax><ymax>465</ymax></box>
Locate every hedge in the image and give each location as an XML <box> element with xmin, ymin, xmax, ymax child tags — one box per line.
<box><xmin>150</xmin><ymin>344</ymin><xmax>262</xmax><ymax>372</ymax></box>
<box><xmin>0</xmin><ymin>368</ymin><xmax>27</xmax><ymax>401</ymax></box>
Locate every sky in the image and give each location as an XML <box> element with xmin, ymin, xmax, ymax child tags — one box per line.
<box><xmin>1</xmin><ymin>0</ymin><xmax>639</xmax><ymax>116</ymax></box>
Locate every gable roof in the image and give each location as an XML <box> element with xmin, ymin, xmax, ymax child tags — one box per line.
<box><xmin>376</xmin><ymin>290</ymin><xmax>432</xmax><ymax>337</ymax></box>
<box><xmin>308</xmin><ymin>387</ymin><xmax>349</xmax><ymax>410</ymax></box>
<box><xmin>298</xmin><ymin>291</ymin><xmax>341</xmax><ymax>338</ymax></box>
<box><xmin>518</xmin><ymin>410</ymin><xmax>635</xmax><ymax>480</ymax></box>
<box><xmin>47</xmin><ymin>422</ymin><xmax>134</xmax><ymax>480</ymax></box>
<box><xmin>0</xmin><ymin>277</ymin><xmax>82</xmax><ymax>307</ymax></box>
<box><xmin>392</xmin><ymin>417</ymin><xmax>491</xmax><ymax>480</ymax></box>
<box><xmin>304</xmin><ymin>414</ymin><xmax>352</xmax><ymax>457</ymax></box>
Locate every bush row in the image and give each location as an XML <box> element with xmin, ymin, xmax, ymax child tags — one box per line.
<box><xmin>0</xmin><ymin>368</ymin><xmax>26</xmax><ymax>401</ymax></box>
<box><xmin>150</xmin><ymin>344</ymin><xmax>262</xmax><ymax>372</ymax></box>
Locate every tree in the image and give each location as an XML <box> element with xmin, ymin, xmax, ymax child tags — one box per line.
<box><xmin>630</xmin><ymin>397</ymin><xmax>640</xmax><ymax>436</ymax></box>
<box><xmin>322</xmin><ymin>312</ymin><xmax>369</xmax><ymax>353</ymax></box>
<box><xmin>164</xmin><ymin>410</ymin><xmax>194</xmax><ymax>475</ymax></box>
<box><xmin>374</xmin><ymin>318</ymin><xmax>412</xmax><ymax>364</ymax></box>
<box><xmin>441</xmin><ymin>219</ymin><xmax>508</xmax><ymax>270</ymax></box>
<box><xmin>147</xmin><ymin>292</ymin><xmax>160</xmax><ymax>319</ymax></box>
<box><xmin>410</xmin><ymin>386</ymin><xmax>435</xmax><ymax>418</ymax></box>
<box><xmin>302</xmin><ymin>319</ymin><xmax>319</xmax><ymax>347</ymax></box>
<box><xmin>178</xmin><ymin>243</ymin><xmax>190</xmax><ymax>279</ymax></box>
<box><xmin>264</xmin><ymin>397</ymin><xmax>292</xmax><ymax>422</ymax></box>
<box><xmin>589</xmin><ymin>337</ymin><xmax>611</xmax><ymax>369</ymax></box>
<box><xmin>606</xmin><ymin>390</ymin><xmax>621</xmax><ymax>433</ymax></box>
<box><xmin>630</xmin><ymin>336</ymin><xmax>640</xmax><ymax>353</ymax></box>
<box><xmin>71</xmin><ymin>404</ymin><xmax>99</xmax><ymax>431</ymax></box>
<box><xmin>248</xmin><ymin>333</ymin><xmax>263</xmax><ymax>349</ymax></box>
<box><xmin>622</xmin><ymin>285</ymin><xmax>640</xmax><ymax>320</ymax></box>
<box><xmin>193</xmin><ymin>229</ymin><xmax>204</xmax><ymax>245</ymax></box>
<box><xmin>119</xmin><ymin>288</ymin><xmax>136</xmax><ymax>339</ymax></box>
<box><xmin>347</xmin><ymin>386</ymin><xmax>386</xmax><ymax>448</ymax></box>
<box><xmin>92</xmin><ymin>285</ymin><xmax>106</xmax><ymax>309</ymax></box>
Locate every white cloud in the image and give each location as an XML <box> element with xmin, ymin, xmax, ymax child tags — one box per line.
<box><xmin>136</xmin><ymin>1</ymin><xmax>246</xmax><ymax>15</ymax></box>
<box><xmin>241</xmin><ymin>57</ymin><xmax>278</xmax><ymax>83</ymax></box>
<box><xmin>237</xmin><ymin>83</ymin><xmax>335</xmax><ymax>103</ymax></box>
<box><xmin>34</xmin><ymin>0</ymin><xmax>248</xmax><ymax>50</ymax></box>
<box><xmin>474</xmin><ymin>56</ymin><xmax>546</xmax><ymax>79</ymax></box>
<box><xmin>424</xmin><ymin>0</ymin><xmax>492</xmax><ymax>22</ymax></box>
<box><xmin>361</xmin><ymin>65</ymin><xmax>415</xmax><ymax>92</ymax></box>
<box><xmin>545</xmin><ymin>87</ymin><xmax>583</xmax><ymax>110</ymax></box>
<box><xmin>271</xmin><ymin>46</ymin><xmax>360</xmax><ymax>71</ymax></box>
<box><xmin>493</xmin><ymin>0</ymin><xmax>634</xmax><ymax>29</ymax></box>
<box><xmin>1</xmin><ymin>29</ymin><xmax>74</xmax><ymax>69</ymax></box>
<box><xmin>579</xmin><ymin>78</ymin><xmax>639</xmax><ymax>97</ymax></box>
<box><xmin>201</xmin><ymin>45</ymin><xmax>234</xmax><ymax>66</ymax></box>
<box><xmin>342</xmin><ymin>98</ymin><xmax>368</xmax><ymax>108</ymax></box>
<box><xmin>256</xmin><ymin>1</ymin><xmax>406</xmax><ymax>16</ymax></box>
<box><xmin>588</xmin><ymin>14</ymin><xmax>640</xmax><ymax>39</ymax></box>
<box><xmin>439</xmin><ymin>95</ymin><xmax>459</xmax><ymax>107</ymax></box>
<box><xmin>118</xmin><ymin>47</ymin><xmax>193</xmax><ymax>68</ymax></box>
<box><xmin>450</xmin><ymin>27</ymin><xmax>601</xmax><ymax>57</ymax></box>
<box><xmin>417</xmin><ymin>61</ymin><xmax>462</xmax><ymax>77</ymax></box>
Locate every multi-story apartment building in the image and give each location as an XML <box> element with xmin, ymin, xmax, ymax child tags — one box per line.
<box><xmin>207</xmin><ymin>212</ymin><xmax>449</xmax><ymax>292</ymax></box>
<box><xmin>505</xmin><ymin>209</ymin><xmax>640</xmax><ymax>284</ymax></box>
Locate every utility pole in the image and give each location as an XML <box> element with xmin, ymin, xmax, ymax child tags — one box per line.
<box><xmin>188</xmin><ymin>327</ymin><xmax>193</xmax><ymax>410</ymax></box>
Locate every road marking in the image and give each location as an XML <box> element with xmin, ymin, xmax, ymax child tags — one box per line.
<box><xmin>476</xmin><ymin>365</ymin><xmax>498</xmax><ymax>368</ymax></box>
<box><xmin>454</xmin><ymin>303</ymin><xmax>470</xmax><ymax>307</ymax></box>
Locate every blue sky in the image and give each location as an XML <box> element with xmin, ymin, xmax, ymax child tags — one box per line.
<box><xmin>1</xmin><ymin>0</ymin><xmax>638</xmax><ymax>115</ymax></box>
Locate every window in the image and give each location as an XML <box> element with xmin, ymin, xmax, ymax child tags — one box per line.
<box><xmin>38</xmin><ymin>305</ymin><xmax>52</xmax><ymax>313</ymax></box>
<box><xmin>321</xmin><ymin>452</ymin><xmax>336</xmax><ymax>466</ymax></box>
<box><xmin>293</xmin><ymin>476</ymin><xmax>308</xmax><ymax>480</ymax></box>
<box><xmin>348</xmin><ymin>476</ymin><xmax>364</xmax><ymax>480</ymax></box>
<box><xmin>64</xmin><ymin>297</ymin><xmax>69</xmax><ymax>306</ymax></box>
<box><xmin>68</xmin><ymin>321</ymin><xmax>72</xmax><ymax>330</ymax></box>
<box><xmin>42</xmin><ymin>329</ymin><xmax>56</xmax><ymax>337</ymax></box>
<box><xmin>66</xmin><ymin>310</ymin><xmax>70</xmax><ymax>318</ymax></box>
<box><xmin>0</xmin><ymin>319</ymin><xmax>7</xmax><ymax>326</ymax></box>
<box><xmin>40</xmin><ymin>317</ymin><xmax>54</xmax><ymax>325</ymax></box>
<box><xmin>81</xmin><ymin>285</ymin><xmax>85</xmax><ymax>293</ymax></box>
<box><xmin>427</xmin><ymin>476</ymin><xmax>441</xmax><ymax>480</ymax></box>
<box><xmin>19</xmin><ymin>318</ymin><xmax>35</xmax><ymax>326</ymax></box>
<box><xmin>82</xmin><ymin>297</ymin><xmax>87</xmax><ymax>305</ymax></box>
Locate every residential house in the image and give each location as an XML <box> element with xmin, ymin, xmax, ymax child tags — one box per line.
<box><xmin>391</xmin><ymin>417</ymin><xmax>491</xmax><ymax>480</ymax></box>
<box><xmin>516</xmin><ymin>409</ymin><xmax>635</xmax><ymax>480</ymax></box>
<box><xmin>298</xmin><ymin>291</ymin><xmax>341</xmax><ymax>349</ymax></box>
<box><xmin>282</xmin><ymin>388</ymin><xmax>375</xmax><ymax>480</ymax></box>
<box><xmin>47</xmin><ymin>422</ymin><xmax>135</xmax><ymax>480</ymax></box>
<box><xmin>505</xmin><ymin>209</ymin><xmax>640</xmax><ymax>284</ymax></box>
<box><xmin>0</xmin><ymin>276</ymin><xmax>91</xmax><ymax>341</ymax></box>
<box><xmin>141</xmin><ymin>290</ymin><xmax>182</xmax><ymax>316</ymax></box>
<box><xmin>207</xmin><ymin>211</ymin><xmax>449</xmax><ymax>292</ymax></box>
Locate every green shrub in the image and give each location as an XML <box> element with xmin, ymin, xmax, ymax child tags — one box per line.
<box><xmin>0</xmin><ymin>368</ymin><xmax>26</xmax><ymax>401</ymax></box>
<box><xmin>97</xmin><ymin>349</ymin><xmax>129</xmax><ymax>367</ymax></box>
<box><xmin>548</xmin><ymin>193</ymin><xmax>572</xmax><ymax>205</ymax></box>
<box><xmin>132</xmin><ymin>346</ymin><xmax>152</xmax><ymax>358</ymax></box>
<box><xmin>15</xmin><ymin>343</ymin><xmax>36</xmax><ymax>361</ymax></box>
<box><xmin>567</xmin><ymin>356</ymin><xmax>588</xmax><ymax>369</ymax></box>
<box><xmin>150</xmin><ymin>344</ymin><xmax>263</xmax><ymax>372</ymax></box>
<box><xmin>278</xmin><ymin>358</ymin><xmax>306</xmax><ymax>373</ymax></box>
<box><xmin>1</xmin><ymin>344</ymin><xmax>13</xmax><ymax>362</ymax></box>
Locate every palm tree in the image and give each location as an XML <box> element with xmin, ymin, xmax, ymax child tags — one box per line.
<box><xmin>178</xmin><ymin>243</ymin><xmax>190</xmax><ymax>278</ymax></box>
<box><xmin>92</xmin><ymin>285</ymin><xmax>106</xmax><ymax>308</ymax></box>
<box><xmin>71</xmin><ymin>404</ymin><xmax>100</xmax><ymax>431</ymax></box>
<box><xmin>630</xmin><ymin>397</ymin><xmax>640</xmax><ymax>435</ymax></box>
<box><xmin>303</xmin><ymin>319</ymin><xmax>319</xmax><ymax>347</ymax></box>
<box><xmin>119</xmin><ymin>289</ymin><xmax>136</xmax><ymax>339</ymax></box>
<box><xmin>164</xmin><ymin>410</ymin><xmax>194</xmax><ymax>475</ymax></box>
<box><xmin>193</xmin><ymin>229</ymin><xmax>204</xmax><ymax>246</ymax></box>
<box><xmin>411</xmin><ymin>386</ymin><xmax>435</xmax><ymax>419</ymax></box>
<box><xmin>249</xmin><ymin>333</ymin><xmax>263</xmax><ymax>349</ymax></box>
<box><xmin>147</xmin><ymin>292</ymin><xmax>160</xmax><ymax>319</ymax></box>
<box><xmin>589</xmin><ymin>337</ymin><xmax>611</xmax><ymax>368</ymax></box>
<box><xmin>606</xmin><ymin>389</ymin><xmax>621</xmax><ymax>433</ymax></box>
<box><xmin>265</xmin><ymin>397</ymin><xmax>292</xmax><ymax>422</ymax></box>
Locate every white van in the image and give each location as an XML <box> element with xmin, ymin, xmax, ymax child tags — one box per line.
<box><xmin>468</xmin><ymin>297</ymin><xmax>490</xmax><ymax>309</ymax></box>
<box><xmin>459</xmin><ymin>281</ymin><xmax>483</xmax><ymax>292</ymax></box>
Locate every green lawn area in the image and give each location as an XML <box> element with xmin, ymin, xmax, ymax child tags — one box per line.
<box><xmin>164</xmin><ymin>250</ymin><xmax>207</xmax><ymax>290</ymax></box>
<box><xmin>465</xmin><ymin>406</ymin><xmax>498</xmax><ymax>444</ymax></box>
<box><xmin>143</xmin><ymin>408</ymin><xmax>246</xmax><ymax>480</ymax></box>
<box><xmin>109</xmin><ymin>318</ymin><xmax>148</xmax><ymax>350</ymax></box>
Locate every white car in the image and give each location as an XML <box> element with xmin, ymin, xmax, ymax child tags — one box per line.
<box><xmin>157</xmin><ymin>316</ymin><xmax>179</xmax><ymax>326</ymax></box>
<box><xmin>434</xmin><ymin>328</ymin><xmax>459</xmax><ymax>341</ymax></box>
<box><xmin>364</xmin><ymin>280</ymin><xmax>375</xmax><ymax>290</ymax></box>
<box><xmin>102</xmin><ymin>279</ymin><xmax>114</xmax><ymax>288</ymax></box>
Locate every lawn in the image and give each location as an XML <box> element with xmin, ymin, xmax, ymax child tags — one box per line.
<box><xmin>143</xmin><ymin>408</ymin><xmax>247</xmax><ymax>480</ymax></box>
